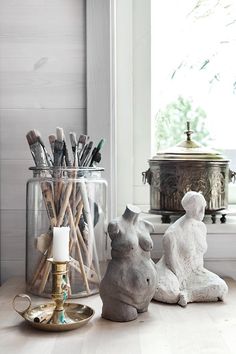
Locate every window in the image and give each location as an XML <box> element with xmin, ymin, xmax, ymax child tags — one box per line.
<box><xmin>151</xmin><ymin>0</ymin><xmax>236</xmax><ymax>203</ymax></box>
<box><xmin>152</xmin><ymin>0</ymin><xmax>236</xmax><ymax>164</ymax></box>
<box><xmin>89</xmin><ymin>1</ymin><xmax>236</xmax><ymax>215</ymax></box>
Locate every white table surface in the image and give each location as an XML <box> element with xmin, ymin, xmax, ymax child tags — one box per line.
<box><xmin>1</xmin><ymin>277</ymin><xmax>236</xmax><ymax>354</ymax></box>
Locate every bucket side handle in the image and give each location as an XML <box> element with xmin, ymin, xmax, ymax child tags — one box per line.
<box><xmin>229</xmin><ymin>169</ymin><xmax>236</xmax><ymax>183</ymax></box>
<box><xmin>142</xmin><ymin>168</ymin><xmax>152</xmax><ymax>185</ymax></box>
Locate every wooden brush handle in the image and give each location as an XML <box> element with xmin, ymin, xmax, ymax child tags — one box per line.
<box><xmin>75</xmin><ymin>200</ymin><xmax>83</xmax><ymax>228</ymax></box>
<box><xmin>38</xmin><ymin>247</ymin><xmax>53</xmax><ymax>294</ymax></box>
<box><xmin>30</xmin><ymin>250</ymin><xmax>48</xmax><ymax>288</ymax></box>
<box><xmin>79</xmin><ymin>179</ymin><xmax>100</xmax><ymax>280</ymax></box>
<box><xmin>38</xmin><ymin>183</ymin><xmax>73</xmax><ymax>294</ymax></box>
<box><xmin>57</xmin><ymin>182</ymin><xmax>73</xmax><ymax>226</ymax></box>
<box><xmin>67</xmin><ymin>205</ymin><xmax>90</xmax><ymax>294</ymax></box>
<box><xmin>70</xmin><ymin>256</ymin><xmax>99</xmax><ymax>285</ymax></box>
<box><xmin>41</xmin><ymin>182</ymin><xmax>57</xmax><ymax>228</ymax></box>
<box><xmin>54</xmin><ymin>180</ymin><xmax>64</xmax><ymax>213</ymax></box>
<box><xmin>30</xmin><ymin>182</ymin><xmax>57</xmax><ymax>291</ymax></box>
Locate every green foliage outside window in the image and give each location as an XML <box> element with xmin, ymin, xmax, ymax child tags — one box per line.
<box><xmin>155</xmin><ymin>96</ymin><xmax>211</xmax><ymax>151</ymax></box>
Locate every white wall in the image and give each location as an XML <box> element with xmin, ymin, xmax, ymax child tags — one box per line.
<box><xmin>0</xmin><ymin>0</ymin><xmax>86</xmax><ymax>282</ymax></box>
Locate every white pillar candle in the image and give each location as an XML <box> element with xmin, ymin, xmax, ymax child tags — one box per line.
<box><xmin>53</xmin><ymin>227</ymin><xmax>70</xmax><ymax>262</ymax></box>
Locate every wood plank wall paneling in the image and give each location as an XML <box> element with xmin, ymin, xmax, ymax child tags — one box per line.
<box><xmin>0</xmin><ymin>0</ymin><xmax>86</xmax><ymax>283</ymax></box>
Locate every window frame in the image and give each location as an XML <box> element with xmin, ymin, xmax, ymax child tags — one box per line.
<box><xmin>86</xmin><ymin>0</ymin><xmax>117</xmax><ymax>218</ymax></box>
<box><xmin>86</xmin><ymin>0</ymin><xmax>236</xmax><ymax>216</ymax></box>
<box><xmin>86</xmin><ymin>0</ymin><xmax>151</xmax><ymax>217</ymax></box>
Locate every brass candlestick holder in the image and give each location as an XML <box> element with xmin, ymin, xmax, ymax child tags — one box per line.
<box><xmin>13</xmin><ymin>258</ymin><xmax>95</xmax><ymax>331</ymax></box>
<box><xmin>48</xmin><ymin>258</ymin><xmax>72</xmax><ymax>325</ymax></box>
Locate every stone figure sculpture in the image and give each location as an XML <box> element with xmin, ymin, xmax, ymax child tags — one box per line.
<box><xmin>100</xmin><ymin>204</ymin><xmax>157</xmax><ymax>322</ymax></box>
<box><xmin>153</xmin><ymin>191</ymin><xmax>228</xmax><ymax>307</ymax></box>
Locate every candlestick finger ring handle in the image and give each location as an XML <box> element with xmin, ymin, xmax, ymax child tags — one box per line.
<box><xmin>12</xmin><ymin>294</ymin><xmax>32</xmax><ymax>315</ymax></box>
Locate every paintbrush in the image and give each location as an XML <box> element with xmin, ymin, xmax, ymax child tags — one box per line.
<box><xmin>26</xmin><ymin>130</ymin><xmax>52</xmax><ymax>167</ymax></box>
<box><xmin>81</xmin><ymin>141</ymin><xmax>93</xmax><ymax>166</ymax></box>
<box><xmin>37</xmin><ymin>132</ymin><xmax>54</xmax><ymax>167</ymax></box>
<box><xmin>63</xmin><ymin>136</ymin><xmax>72</xmax><ymax>168</ymax></box>
<box><xmin>54</xmin><ymin>127</ymin><xmax>65</xmax><ymax>167</ymax></box>
<box><xmin>69</xmin><ymin>132</ymin><xmax>78</xmax><ymax>167</ymax></box>
<box><xmin>48</xmin><ymin>134</ymin><xmax>56</xmax><ymax>156</ymax></box>
<box><xmin>79</xmin><ymin>178</ymin><xmax>100</xmax><ymax>279</ymax></box>
<box><xmin>77</xmin><ymin>135</ymin><xmax>88</xmax><ymax>166</ymax></box>
<box><xmin>53</xmin><ymin>127</ymin><xmax>65</xmax><ymax>215</ymax></box>
<box><xmin>89</xmin><ymin>151</ymin><xmax>101</xmax><ymax>166</ymax></box>
<box><xmin>34</xmin><ymin>312</ymin><xmax>52</xmax><ymax>324</ymax></box>
<box><xmin>89</xmin><ymin>139</ymin><xmax>105</xmax><ymax>166</ymax></box>
<box><xmin>69</xmin><ymin>132</ymin><xmax>78</xmax><ymax>215</ymax></box>
<box><xmin>26</xmin><ymin>131</ymin><xmax>57</xmax><ymax>291</ymax></box>
<box><xmin>54</xmin><ymin>127</ymin><xmax>71</xmax><ymax>167</ymax></box>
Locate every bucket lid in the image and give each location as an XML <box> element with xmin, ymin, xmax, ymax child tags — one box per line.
<box><xmin>150</xmin><ymin>122</ymin><xmax>228</xmax><ymax>162</ymax></box>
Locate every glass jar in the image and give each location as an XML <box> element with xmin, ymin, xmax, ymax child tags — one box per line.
<box><xmin>26</xmin><ymin>166</ymin><xmax>108</xmax><ymax>298</ymax></box>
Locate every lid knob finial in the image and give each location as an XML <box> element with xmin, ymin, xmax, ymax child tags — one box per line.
<box><xmin>185</xmin><ymin>121</ymin><xmax>193</xmax><ymax>141</ymax></box>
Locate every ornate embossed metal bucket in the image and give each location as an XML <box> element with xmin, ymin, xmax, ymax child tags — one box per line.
<box><xmin>143</xmin><ymin>124</ymin><xmax>235</xmax><ymax>216</ymax></box>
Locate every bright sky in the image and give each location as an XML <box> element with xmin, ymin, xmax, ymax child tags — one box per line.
<box><xmin>151</xmin><ymin>0</ymin><xmax>236</xmax><ymax>149</ymax></box>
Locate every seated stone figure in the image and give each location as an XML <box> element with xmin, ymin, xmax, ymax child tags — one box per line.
<box><xmin>153</xmin><ymin>191</ymin><xmax>228</xmax><ymax>307</ymax></box>
<box><xmin>100</xmin><ymin>204</ymin><xmax>157</xmax><ymax>321</ymax></box>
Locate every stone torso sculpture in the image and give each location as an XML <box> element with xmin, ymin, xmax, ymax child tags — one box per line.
<box><xmin>153</xmin><ymin>191</ymin><xmax>228</xmax><ymax>306</ymax></box>
<box><xmin>100</xmin><ymin>204</ymin><xmax>157</xmax><ymax>321</ymax></box>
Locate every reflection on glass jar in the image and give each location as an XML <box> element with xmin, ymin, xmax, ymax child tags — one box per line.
<box><xmin>26</xmin><ymin>167</ymin><xmax>108</xmax><ymax>298</ymax></box>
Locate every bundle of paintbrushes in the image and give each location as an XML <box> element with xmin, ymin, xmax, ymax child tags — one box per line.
<box><xmin>26</xmin><ymin>128</ymin><xmax>106</xmax><ymax>298</ymax></box>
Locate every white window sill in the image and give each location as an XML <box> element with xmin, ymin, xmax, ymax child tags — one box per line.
<box><xmin>140</xmin><ymin>204</ymin><xmax>236</xmax><ymax>234</ymax></box>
